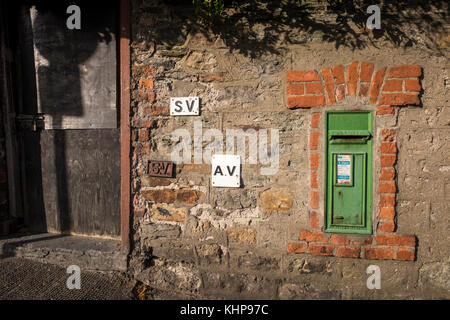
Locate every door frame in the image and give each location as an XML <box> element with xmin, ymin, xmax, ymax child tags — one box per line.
<box><xmin>0</xmin><ymin>0</ymin><xmax>132</xmax><ymax>257</ymax></box>
<box><xmin>119</xmin><ymin>0</ymin><xmax>131</xmax><ymax>255</ymax></box>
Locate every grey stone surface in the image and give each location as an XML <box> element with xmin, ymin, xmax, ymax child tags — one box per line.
<box><xmin>0</xmin><ymin>233</ymin><xmax>126</xmax><ymax>271</ymax></box>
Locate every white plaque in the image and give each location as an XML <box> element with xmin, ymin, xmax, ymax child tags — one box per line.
<box><xmin>337</xmin><ymin>154</ymin><xmax>352</xmax><ymax>184</ymax></box>
<box><xmin>211</xmin><ymin>155</ymin><xmax>241</xmax><ymax>188</ymax></box>
<box><xmin>170</xmin><ymin>97</ymin><xmax>200</xmax><ymax>116</ymax></box>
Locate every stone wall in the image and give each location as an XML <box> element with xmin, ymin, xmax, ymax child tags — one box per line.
<box><xmin>128</xmin><ymin>0</ymin><xmax>449</xmax><ymax>299</ymax></box>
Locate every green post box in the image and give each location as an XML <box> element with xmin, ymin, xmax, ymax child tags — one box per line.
<box><xmin>325</xmin><ymin>111</ymin><xmax>373</xmax><ymax>234</ymax></box>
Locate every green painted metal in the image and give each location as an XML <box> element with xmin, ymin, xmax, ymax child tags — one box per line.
<box><xmin>327</xmin><ymin>112</ymin><xmax>372</xmax><ymax>132</ymax></box>
<box><xmin>325</xmin><ymin>111</ymin><xmax>373</xmax><ymax>235</ymax></box>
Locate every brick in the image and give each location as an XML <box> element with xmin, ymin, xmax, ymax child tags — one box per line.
<box><xmin>388</xmin><ymin>65</ymin><xmax>422</xmax><ymax>78</ymax></box>
<box><xmin>353</xmin><ymin>237</ymin><xmax>373</xmax><ymax>246</ymax></box>
<box><xmin>287</xmin><ymin>96</ymin><xmax>325</xmax><ymax>108</ymax></box>
<box><xmin>309</xmin><ymin>243</ymin><xmax>334</xmax><ymax>256</ymax></box>
<box><xmin>142</xmin><ymin>189</ymin><xmax>202</xmax><ymax>205</ymax></box>
<box><xmin>305</xmin><ymin>83</ymin><xmax>323</xmax><ymax>94</ymax></box>
<box><xmin>359</xmin><ymin>84</ymin><xmax>370</xmax><ymax>97</ymax></box>
<box><xmin>287</xmin><ymin>243</ymin><xmax>307</xmax><ymax>254</ymax></box>
<box><xmin>138</xmin><ymin>129</ymin><xmax>149</xmax><ymax>142</ymax></box>
<box><xmin>378</xmin><ymin>182</ymin><xmax>396</xmax><ymax>194</ymax></box>
<box><xmin>375</xmin><ymin>235</ymin><xmax>416</xmax><ymax>247</ymax></box>
<box><xmin>405</xmin><ymin>79</ymin><xmax>421</xmax><ymax>92</ymax></box>
<box><xmin>397</xmin><ymin>248</ymin><xmax>415</xmax><ymax>261</ymax></box>
<box><xmin>145</xmin><ymin>177</ymin><xmax>172</xmax><ymax>187</ymax></box>
<box><xmin>287</xmin><ymin>83</ymin><xmax>304</xmax><ymax>95</ymax></box>
<box><xmin>134</xmin><ymin>208</ymin><xmax>146</xmax><ymax>219</ymax></box>
<box><xmin>176</xmin><ymin>190</ymin><xmax>202</xmax><ymax>204</ymax></box>
<box><xmin>311</xmin><ymin>113</ymin><xmax>320</xmax><ymax>129</ymax></box>
<box><xmin>299</xmin><ymin>230</ymin><xmax>328</xmax><ymax>243</ymax></box>
<box><xmin>381</xmin><ymin>142</ymin><xmax>398</xmax><ymax>154</ymax></box>
<box><xmin>135</xmin><ymin>143</ymin><xmax>151</xmax><ymax>154</ymax></box>
<box><xmin>310</xmin><ymin>153</ymin><xmax>319</xmax><ymax>170</ymax></box>
<box><xmin>383</xmin><ymin>79</ymin><xmax>402</xmax><ymax>92</ymax></box>
<box><xmin>380</xmin><ymin>155</ymin><xmax>396</xmax><ymax>167</ymax></box>
<box><xmin>310</xmin><ymin>191</ymin><xmax>320</xmax><ymax>209</ymax></box>
<box><xmin>332</xmin><ymin>65</ymin><xmax>345</xmax><ymax>84</ymax></box>
<box><xmin>347</xmin><ymin>61</ymin><xmax>359</xmax><ymax>96</ymax></box>
<box><xmin>364</xmin><ymin>247</ymin><xmax>394</xmax><ymax>260</ymax></box>
<box><xmin>143</xmin><ymin>105</ymin><xmax>170</xmax><ymax>116</ymax></box>
<box><xmin>377</xmin><ymin>220</ymin><xmax>395</xmax><ymax>233</ymax></box>
<box><xmin>330</xmin><ymin>234</ymin><xmax>350</xmax><ymax>245</ymax></box>
<box><xmin>376</xmin><ymin>106</ymin><xmax>397</xmax><ymax>115</ymax></box>
<box><xmin>321</xmin><ymin>68</ymin><xmax>336</xmax><ymax>105</ymax></box>
<box><xmin>132</xmin><ymin>118</ymin><xmax>157</xmax><ymax>128</ymax></box>
<box><xmin>309</xmin><ymin>211</ymin><xmax>320</xmax><ymax>230</ymax></box>
<box><xmin>138</xmin><ymin>78</ymin><xmax>154</xmax><ymax>90</ymax></box>
<box><xmin>378</xmin><ymin>93</ymin><xmax>420</xmax><ymax>106</ymax></box>
<box><xmin>141</xmin><ymin>189</ymin><xmax>177</xmax><ymax>203</ymax></box>
<box><xmin>369</xmin><ymin>68</ymin><xmax>386</xmax><ymax>104</ymax></box>
<box><xmin>287</xmin><ymin>70</ymin><xmax>320</xmax><ymax>82</ymax></box>
<box><xmin>131</xmin><ymin>130</ymin><xmax>138</xmax><ymax>142</ymax></box>
<box><xmin>136</xmin><ymin>91</ymin><xmax>155</xmax><ymax>103</ymax></box>
<box><xmin>379</xmin><ymin>195</ymin><xmax>395</xmax><ymax>207</ymax></box>
<box><xmin>379</xmin><ymin>142</ymin><xmax>397</xmax><ymax>154</ymax></box>
<box><xmin>336</xmin><ymin>246</ymin><xmax>360</xmax><ymax>258</ymax></box>
<box><xmin>138</xmin><ymin>16</ymin><xmax>156</xmax><ymax>27</ymax></box>
<box><xmin>133</xmin><ymin>65</ymin><xmax>156</xmax><ymax>77</ymax></box>
<box><xmin>310</xmin><ymin>132</ymin><xmax>321</xmax><ymax>150</ymax></box>
<box><xmin>335</xmin><ymin>85</ymin><xmax>345</xmax><ymax>101</ymax></box>
<box><xmin>360</xmin><ymin>62</ymin><xmax>374</xmax><ymax>82</ymax></box>
<box><xmin>380</xmin><ymin>168</ymin><xmax>395</xmax><ymax>181</ymax></box>
<box><xmin>381</xmin><ymin>129</ymin><xmax>396</xmax><ymax>142</ymax></box>
<box><xmin>310</xmin><ymin>171</ymin><xmax>319</xmax><ymax>189</ymax></box>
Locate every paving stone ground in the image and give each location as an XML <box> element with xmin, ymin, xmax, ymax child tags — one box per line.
<box><xmin>0</xmin><ymin>257</ymin><xmax>134</xmax><ymax>300</ymax></box>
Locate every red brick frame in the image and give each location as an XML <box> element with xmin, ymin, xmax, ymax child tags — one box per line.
<box><xmin>286</xmin><ymin>61</ymin><xmax>421</xmax><ymax>261</ymax></box>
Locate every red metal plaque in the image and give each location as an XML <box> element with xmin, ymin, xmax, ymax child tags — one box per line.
<box><xmin>148</xmin><ymin>160</ymin><xmax>174</xmax><ymax>178</ymax></box>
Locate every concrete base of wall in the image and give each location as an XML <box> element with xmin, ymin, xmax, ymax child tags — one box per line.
<box><xmin>0</xmin><ymin>233</ymin><xmax>127</xmax><ymax>272</ymax></box>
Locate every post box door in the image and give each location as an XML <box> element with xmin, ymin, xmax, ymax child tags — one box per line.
<box><xmin>325</xmin><ymin>111</ymin><xmax>373</xmax><ymax>234</ymax></box>
<box><xmin>331</xmin><ymin>152</ymin><xmax>367</xmax><ymax>227</ymax></box>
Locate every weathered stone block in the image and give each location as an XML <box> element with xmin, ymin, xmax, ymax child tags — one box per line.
<box><xmin>260</xmin><ymin>188</ymin><xmax>294</xmax><ymax>214</ymax></box>
<box><xmin>226</xmin><ymin>227</ymin><xmax>257</xmax><ymax>244</ymax></box>
<box><xmin>140</xmin><ymin>223</ymin><xmax>181</xmax><ymax>241</ymax></box>
<box><xmin>150</xmin><ymin>204</ymin><xmax>187</xmax><ymax>222</ymax></box>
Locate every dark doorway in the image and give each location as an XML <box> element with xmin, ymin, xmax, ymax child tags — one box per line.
<box><xmin>9</xmin><ymin>1</ymin><xmax>121</xmax><ymax>238</ymax></box>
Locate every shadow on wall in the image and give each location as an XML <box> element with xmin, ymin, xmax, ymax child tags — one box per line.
<box><xmin>138</xmin><ymin>0</ymin><xmax>449</xmax><ymax>58</ymax></box>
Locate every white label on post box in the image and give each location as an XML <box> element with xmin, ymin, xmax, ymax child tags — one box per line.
<box><xmin>211</xmin><ymin>155</ymin><xmax>241</xmax><ymax>188</ymax></box>
<box><xmin>337</xmin><ymin>154</ymin><xmax>352</xmax><ymax>184</ymax></box>
<box><xmin>170</xmin><ymin>97</ymin><xmax>200</xmax><ymax>116</ymax></box>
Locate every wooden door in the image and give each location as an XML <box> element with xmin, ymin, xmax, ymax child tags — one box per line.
<box><xmin>12</xmin><ymin>1</ymin><xmax>121</xmax><ymax>237</ymax></box>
